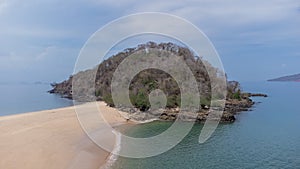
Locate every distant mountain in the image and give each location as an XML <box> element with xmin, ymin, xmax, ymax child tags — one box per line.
<box><xmin>268</xmin><ymin>73</ymin><xmax>300</xmax><ymax>82</ymax></box>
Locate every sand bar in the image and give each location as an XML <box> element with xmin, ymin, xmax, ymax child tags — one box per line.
<box><xmin>0</xmin><ymin>102</ymin><xmax>128</xmax><ymax>169</ymax></box>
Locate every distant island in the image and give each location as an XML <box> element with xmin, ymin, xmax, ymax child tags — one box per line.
<box><xmin>50</xmin><ymin>42</ymin><xmax>267</xmax><ymax>123</ymax></box>
<box><xmin>268</xmin><ymin>73</ymin><xmax>300</xmax><ymax>82</ymax></box>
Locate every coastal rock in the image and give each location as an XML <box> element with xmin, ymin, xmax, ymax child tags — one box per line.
<box><xmin>243</xmin><ymin>93</ymin><xmax>268</xmax><ymax>98</ymax></box>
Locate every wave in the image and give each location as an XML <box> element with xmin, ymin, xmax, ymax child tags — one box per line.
<box><xmin>133</xmin><ymin>118</ymin><xmax>159</xmax><ymax>124</ymax></box>
<box><xmin>99</xmin><ymin>130</ymin><xmax>122</xmax><ymax>169</ymax></box>
<box><xmin>99</xmin><ymin>118</ymin><xmax>156</xmax><ymax>169</ymax></box>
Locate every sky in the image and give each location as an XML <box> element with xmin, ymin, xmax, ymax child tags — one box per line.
<box><xmin>0</xmin><ymin>0</ymin><xmax>299</xmax><ymax>83</ymax></box>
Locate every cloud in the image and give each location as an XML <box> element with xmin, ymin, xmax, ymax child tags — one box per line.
<box><xmin>0</xmin><ymin>27</ymin><xmax>76</xmax><ymax>40</ymax></box>
<box><xmin>0</xmin><ymin>0</ymin><xmax>300</xmax><ymax>82</ymax></box>
<box><xmin>88</xmin><ymin>0</ymin><xmax>300</xmax><ymax>47</ymax></box>
<box><xmin>2</xmin><ymin>0</ymin><xmax>299</xmax><ymax>43</ymax></box>
<box><xmin>0</xmin><ymin>0</ymin><xmax>9</xmax><ymax>15</ymax></box>
<box><xmin>118</xmin><ymin>0</ymin><xmax>300</xmax><ymax>24</ymax></box>
<box><xmin>87</xmin><ymin>0</ymin><xmax>138</xmax><ymax>7</ymax></box>
<box><xmin>281</xmin><ymin>63</ymin><xmax>287</xmax><ymax>68</ymax></box>
<box><xmin>0</xmin><ymin>52</ymin><xmax>24</xmax><ymax>70</ymax></box>
<box><xmin>35</xmin><ymin>46</ymin><xmax>56</xmax><ymax>61</ymax></box>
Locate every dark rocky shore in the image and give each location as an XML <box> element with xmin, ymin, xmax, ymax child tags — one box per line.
<box><xmin>116</xmin><ymin>94</ymin><xmax>265</xmax><ymax>123</ymax></box>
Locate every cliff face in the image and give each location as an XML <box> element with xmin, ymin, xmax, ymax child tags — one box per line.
<box><xmin>50</xmin><ymin>77</ymin><xmax>73</xmax><ymax>99</ymax></box>
<box><xmin>49</xmin><ymin>42</ymin><xmax>264</xmax><ymax>123</ymax></box>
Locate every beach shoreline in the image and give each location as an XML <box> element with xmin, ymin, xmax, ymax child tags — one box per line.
<box><xmin>0</xmin><ymin>101</ymin><xmax>132</xmax><ymax>169</ymax></box>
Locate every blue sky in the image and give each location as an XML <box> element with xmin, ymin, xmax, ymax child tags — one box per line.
<box><xmin>0</xmin><ymin>0</ymin><xmax>299</xmax><ymax>83</ymax></box>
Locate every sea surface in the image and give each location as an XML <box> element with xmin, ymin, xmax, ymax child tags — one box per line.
<box><xmin>112</xmin><ymin>81</ymin><xmax>300</xmax><ymax>169</ymax></box>
<box><xmin>0</xmin><ymin>83</ymin><xmax>73</xmax><ymax>116</ymax></box>
<box><xmin>1</xmin><ymin>82</ymin><xmax>299</xmax><ymax>168</ymax></box>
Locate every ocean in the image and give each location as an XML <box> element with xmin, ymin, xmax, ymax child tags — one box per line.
<box><xmin>0</xmin><ymin>83</ymin><xmax>73</xmax><ymax>116</ymax></box>
<box><xmin>1</xmin><ymin>82</ymin><xmax>299</xmax><ymax>168</ymax></box>
<box><xmin>112</xmin><ymin>81</ymin><xmax>300</xmax><ymax>169</ymax></box>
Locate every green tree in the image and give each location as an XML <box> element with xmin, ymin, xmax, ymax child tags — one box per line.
<box><xmin>135</xmin><ymin>90</ymin><xmax>150</xmax><ymax>111</ymax></box>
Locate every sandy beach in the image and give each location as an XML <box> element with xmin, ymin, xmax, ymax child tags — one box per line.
<box><xmin>0</xmin><ymin>102</ymin><xmax>128</xmax><ymax>169</ymax></box>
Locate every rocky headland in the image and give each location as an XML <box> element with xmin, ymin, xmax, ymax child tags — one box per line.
<box><xmin>49</xmin><ymin>42</ymin><xmax>267</xmax><ymax>123</ymax></box>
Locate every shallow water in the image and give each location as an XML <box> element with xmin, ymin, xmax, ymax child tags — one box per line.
<box><xmin>113</xmin><ymin>82</ymin><xmax>300</xmax><ymax>169</ymax></box>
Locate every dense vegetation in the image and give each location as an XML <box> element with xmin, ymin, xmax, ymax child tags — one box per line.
<box><xmin>50</xmin><ymin>42</ymin><xmax>243</xmax><ymax>112</ymax></box>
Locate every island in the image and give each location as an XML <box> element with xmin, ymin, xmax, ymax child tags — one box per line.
<box><xmin>268</xmin><ymin>73</ymin><xmax>300</xmax><ymax>82</ymax></box>
<box><xmin>50</xmin><ymin>42</ymin><xmax>267</xmax><ymax>123</ymax></box>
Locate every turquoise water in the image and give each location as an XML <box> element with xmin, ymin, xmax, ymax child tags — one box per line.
<box><xmin>0</xmin><ymin>84</ymin><xmax>73</xmax><ymax>116</ymax></box>
<box><xmin>113</xmin><ymin>82</ymin><xmax>300</xmax><ymax>169</ymax></box>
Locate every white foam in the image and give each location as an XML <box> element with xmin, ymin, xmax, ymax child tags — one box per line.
<box><xmin>99</xmin><ymin>116</ymin><xmax>156</xmax><ymax>169</ymax></box>
<box><xmin>132</xmin><ymin>118</ymin><xmax>159</xmax><ymax>124</ymax></box>
<box><xmin>99</xmin><ymin>130</ymin><xmax>122</xmax><ymax>169</ymax></box>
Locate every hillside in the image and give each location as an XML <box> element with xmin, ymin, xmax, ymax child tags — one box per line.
<box><xmin>49</xmin><ymin>42</ymin><xmax>265</xmax><ymax>122</ymax></box>
<box><xmin>268</xmin><ymin>73</ymin><xmax>300</xmax><ymax>82</ymax></box>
